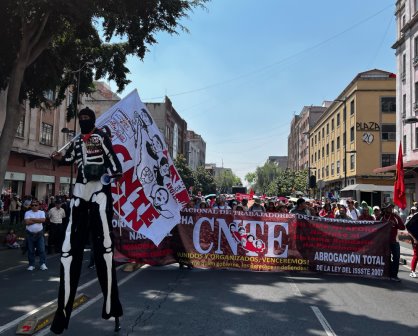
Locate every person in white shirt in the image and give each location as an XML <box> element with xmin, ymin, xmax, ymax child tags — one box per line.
<box><xmin>24</xmin><ymin>200</ymin><xmax>47</xmax><ymax>271</ymax></box>
<box><xmin>347</xmin><ymin>200</ymin><xmax>360</xmax><ymax>220</ymax></box>
<box><xmin>47</xmin><ymin>201</ymin><xmax>66</xmax><ymax>254</ymax></box>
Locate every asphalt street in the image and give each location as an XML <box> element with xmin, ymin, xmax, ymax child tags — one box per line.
<box><xmin>0</xmin><ymin>243</ymin><xmax>417</xmax><ymax>336</ymax></box>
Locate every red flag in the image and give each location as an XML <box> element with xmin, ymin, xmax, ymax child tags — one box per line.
<box><xmin>249</xmin><ymin>188</ymin><xmax>255</xmax><ymax>200</ymax></box>
<box><xmin>394</xmin><ymin>142</ymin><xmax>407</xmax><ymax>209</ymax></box>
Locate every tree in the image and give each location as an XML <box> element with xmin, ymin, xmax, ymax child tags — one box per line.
<box><xmin>214</xmin><ymin>169</ymin><xmax>241</xmax><ymax>194</ymax></box>
<box><xmin>246</xmin><ymin>161</ymin><xmax>309</xmax><ymax>196</ymax></box>
<box><xmin>0</xmin><ymin>0</ymin><xmax>208</xmax><ymax>191</ymax></box>
<box><xmin>193</xmin><ymin>166</ymin><xmax>216</xmax><ymax>195</ymax></box>
<box><xmin>173</xmin><ymin>154</ymin><xmax>194</xmax><ymax>191</ymax></box>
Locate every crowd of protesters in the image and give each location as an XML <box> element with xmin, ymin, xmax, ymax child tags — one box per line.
<box><xmin>1</xmin><ymin>193</ymin><xmax>72</xmax><ymax>271</ymax></box>
<box><xmin>185</xmin><ymin>193</ymin><xmax>417</xmax><ymax>282</ymax></box>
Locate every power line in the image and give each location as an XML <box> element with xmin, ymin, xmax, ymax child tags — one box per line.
<box><xmin>143</xmin><ymin>3</ymin><xmax>393</xmax><ymax>101</ymax></box>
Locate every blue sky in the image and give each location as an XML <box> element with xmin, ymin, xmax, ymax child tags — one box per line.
<box><xmin>109</xmin><ymin>0</ymin><xmax>396</xmax><ymax>184</ymax></box>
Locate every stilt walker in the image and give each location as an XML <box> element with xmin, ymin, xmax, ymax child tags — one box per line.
<box><xmin>50</xmin><ymin>107</ymin><xmax>123</xmax><ymax>334</ymax></box>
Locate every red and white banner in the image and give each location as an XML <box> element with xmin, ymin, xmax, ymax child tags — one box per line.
<box><xmin>96</xmin><ymin>90</ymin><xmax>190</xmax><ymax>245</ymax></box>
<box><xmin>115</xmin><ymin>210</ymin><xmax>392</xmax><ymax>279</ymax></box>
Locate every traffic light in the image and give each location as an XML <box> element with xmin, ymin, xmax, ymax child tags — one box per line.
<box><xmin>309</xmin><ymin>175</ymin><xmax>316</xmax><ymax>189</ymax></box>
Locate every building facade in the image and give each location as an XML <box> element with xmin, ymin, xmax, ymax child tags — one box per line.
<box><xmin>309</xmin><ymin>69</ymin><xmax>396</xmax><ymax>205</ymax></box>
<box><xmin>391</xmin><ymin>0</ymin><xmax>418</xmax><ymax>206</ymax></box>
<box><xmin>145</xmin><ymin>96</ymin><xmax>187</xmax><ymax>160</ymax></box>
<box><xmin>1</xmin><ymin>82</ymin><xmax>120</xmax><ymax>199</ymax></box>
<box><xmin>287</xmin><ymin>105</ymin><xmax>328</xmax><ymax>172</ymax></box>
<box><xmin>186</xmin><ymin>130</ymin><xmax>206</xmax><ymax>170</ymax></box>
<box><xmin>267</xmin><ymin>156</ymin><xmax>288</xmax><ymax>170</ymax></box>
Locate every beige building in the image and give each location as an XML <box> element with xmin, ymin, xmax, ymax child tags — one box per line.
<box><xmin>186</xmin><ymin>130</ymin><xmax>206</xmax><ymax>170</ymax></box>
<box><xmin>288</xmin><ymin>105</ymin><xmax>328</xmax><ymax>172</ymax></box>
<box><xmin>145</xmin><ymin>96</ymin><xmax>187</xmax><ymax>160</ymax></box>
<box><xmin>1</xmin><ymin>82</ymin><xmax>120</xmax><ymax>199</ymax></box>
<box><xmin>309</xmin><ymin>69</ymin><xmax>396</xmax><ymax>205</ymax></box>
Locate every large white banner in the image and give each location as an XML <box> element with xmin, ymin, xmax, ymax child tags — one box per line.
<box><xmin>96</xmin><ymin>90</ymin><xmax>190</xmax><ymax>245</ymax></box>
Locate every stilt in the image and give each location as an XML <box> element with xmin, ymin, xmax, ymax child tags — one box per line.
<box><xmin>114</xmin><ymin>317</ymin><xmax>121</xmax><ymax>332</ymax></box>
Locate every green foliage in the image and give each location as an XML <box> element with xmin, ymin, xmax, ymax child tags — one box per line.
<box><xmin>214</xmin><ymin>170</ymin><xmax>242</xmax><ymax>193</ymax></box>
<box><xmin>0</xmin><ymin>0</ymin><xmax>208</xmax><ymax>106</ymax></box>
<box><xmin>247</xmin><ymin>161</ymin><xmax>308</xmax><ymax>196</ymax></box>
<box><xmin>173</xmin><ymin>156</ymin><xmax>216</xmax><ymax>195</ymax></box>
<box><xmin>173</xmin><ymin>154</ymin><xmax>194</xmax><ymax>190</ymax></box>
<box><xmin>193</xmin><ymin>166</ymin><xmax>216</xmax><ymax>195</ymax></box>
<box><xmin>0</xmin><ymin>0</ymin><xmax>208</xmax><ymax>192</ymax></box>
<box><xmin>245</xmin><ymin>172</ymin><xmax>256</xmax><ymax>185</ymax></box>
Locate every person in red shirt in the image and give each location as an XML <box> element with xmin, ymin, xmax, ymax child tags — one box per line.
<box><xmin>378</xmin><ymin>202</ymin><xmax>405</xmax><ymax>282</ymax></box>
<box><xmin>319</xmin><ymin>203</ymin><xmax>334</xmax><ymax>218</ymax></box>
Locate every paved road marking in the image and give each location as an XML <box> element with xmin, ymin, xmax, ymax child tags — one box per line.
<box><xmin>34</xmin><ymin>265</ymin><xmax>148</xmax><ymax>336</ymax></box>
<box><xmin>0</xmin><ymin>264</ymin><xmax>126</xmax><ymax>334</ymax></box>
<box><xmin>311</xmin><ymin>306</ymin><xmax>337</xmax><ymax>336</ymax></box>
<box><xmin>286</xmin><ymin>276</ymin><xmax>302</xmax><ymax>296</ymax></box>
<box><xmin>0</xmin><ymin>300</ymin><xmax>55</xmax><ymax>334</ymax></box>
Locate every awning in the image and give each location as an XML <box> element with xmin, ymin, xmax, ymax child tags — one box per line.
<box><xmin>373</xmin><ymin>159</ymin><xmax>418</xmax><ymax>173</ymax></box>
<box><xmin>340</xmin><ymin>184</ymin><xmax>393</xmax><ymax>192</ymax></box>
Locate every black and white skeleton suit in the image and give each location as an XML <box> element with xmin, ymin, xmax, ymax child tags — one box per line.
<box><xmin>51</xmin><ymin>108</ymin><xmax>123</xmax><ymax>334</ymax></box>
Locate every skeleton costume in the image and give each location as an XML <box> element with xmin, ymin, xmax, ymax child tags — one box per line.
<box><xmin>51</xmin><ymin>108</ymin><xmax>123</xmax><ymax>334</ymax></box>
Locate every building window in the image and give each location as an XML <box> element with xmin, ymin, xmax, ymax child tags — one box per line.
<box><xmin>350</xmin><ymin>126</ymin><xmax>355</xmax><ymax>142</ymax></box>
<box><xmin>336</xmin><ymin>113</ymin><xmax>340</xmax><ymax>126</ymax></box>
<box><xmin>343</xmin><ymin>132</ymin><xmax>346</xmax><ymax>147</ymax></box>
<box><xmin>16</xmin><ymin>115</ymin><xmax>25</xmax><ymax>138</ymax></box>
<box><xmin>416</xmin><ymin>128</ymin><xmax>418</xmax><ymax>149</ymax></box>
<box><xmin>322</xmin><ymin>128</ymin><xmax>324</xmax><ymax>138</ymax></box>
<box><xmin>315</xmin><ymin>152</ymin><xmax>317</xmax><ymax>161</ymax></box>
<box><xmin>404</xmin><ymin>134</ymin><xmax>407</xmax><ymax>153</ymax></box>
<box><xmin>415</xmin><ymin>37</ymin><xmax>418</xmax><ymax>63</ymax></box>
<box><xmin>415</xmin><ymin>0</ymin><xmax>418</xmax><ymax>13</ymax></box>
<box><xmin>40</xmin><ymin>122</ymin><xmax>53</xmax><ymax>146</ymax></box>
<box><xmin>381</xmin><ymin>97</ymin><xmax>396</xmax><ymax>113</ymax></box>
<box><xmin>350</xmin><ymin>100</ymin><xmax>355</xmax><ymax>115</ymax></box>
<box><xmin>44</xmin><ymin>89</ymin><xmax>55</xmax><ymax>101</ymax></box>
<box><xmin>331</xmin><ymin>140</ymin><xmax>334</xmax><ymax>153</ymax></box>
<box><xmin>415</xmin><ymin>83</ymin><xmax>418</xmax><ymax>109</ymax></box>
<box><xmin>65</xmin><ymin>130</ymin><xmax>75</xmax><ymax>143</ymax></box>
<box><xmin>382</xmin><ymin>154</ymin><xmax>396</xmax><ymax>167</ymax></box>
<box><xmin>314</xmin><ymin>134</ymin><xmax>317</xmax><ymax>144</ymax></box>
<box><xmin>326</xmin><ymin>166</ymin><xmax>329</xmax><ymax>177</ymax></box>
<box><xmin>322</xmin><ymin>147</ymin><xmax>324</xmax><ymax>158</ymax></box>
<box><xmin>403</xmin><ymin>94</ymin><xmax>407</xmax><ymax>118</ymax></box>
<box><xmin>322</xmin><ymin>167</ymin><xmax>324</xmax><ymax>178</ymax></box>
<box><xmin>326</xmin><ymin>144</ymin><xmax>329</xmax><ymax>156</ymax></box>
<box><xmin>331</xmin><ymin>118</ymin><xmax>334</xmax><ymax>131</ymax></box>
<box><xmin>318</xmin><ymin>170</ymin><xmax>320</xmax><ymax>179</ymax></box>
<box><xmin>402</xmin><ymin>54</ymin><xmax>406</xmax><ymax>80</ymax></box>
<box><xmin>350</xmin><ymin>154</ymin><xmax>355</xmax><ymax>170</ymax></box>
<box><xmin>311</xmin><ymin>138</ymin><xmax>314</xmax><ymax>147</ymax></box>
<box><xmin>336</xmin><ymin>161</ymin><xmax>340</xmax><ymax>175</ymax></box>
<box><xmin>331</xmin><ymin>163</ymin><xmax>334</xmax><ymax>176</ymax></box>
<box><xmin>326</xmin><ymin>123</ymin><xmax>329</xmax><ymax>135</ymax></box>
<box><xmin>381</xmin><ymin>124</ymin><xmax>396</xmax><ymax>141</ymax></box>
<box><xmin>336</xmin><ymin>136</ymin><xmax>340</xmax><ymax>149</ymax></box>
<box><xmin>67</xmin><ymin>92</ymin><xmax>73</xmax><ymax>107</ymax></box>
